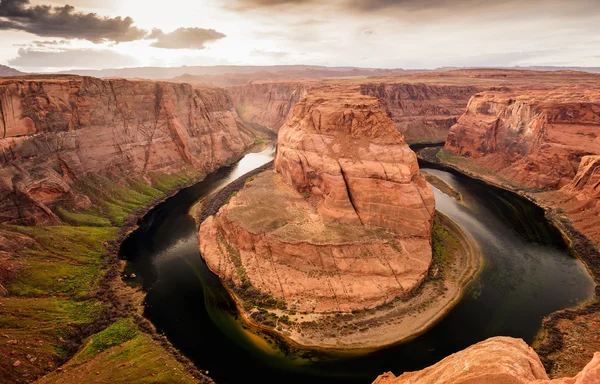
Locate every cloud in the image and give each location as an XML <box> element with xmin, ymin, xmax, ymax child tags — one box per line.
<box><xmin>226</xmin><ymin>0</ymin><xmax>600</xmax><ymax>17</ymax></box>
<box><xmin>149</xmin><ymin>27</ymin><xmax>226</xmax><ymax>50</ymax></box>
<box><xmin>361</xmin><ymin>29</ymin><xmax>376</xmax><ymax>36</ymax></box>
<box><xmin>0</xmin><ymin>0</ymin><xmax>146</xmax><ymax>42</ymax></box>
<box><xmin>8</xmin><ymin>47</ymin><xmax>141</xmax><ymax>68</ymax></box>
<box><xmin>14</xmin><ymin>39</ymin><xmax>69</xmax><ymax>47</ymax></box>
<box><xmin>252</xmin><ymin>49</ymin><xmax>290</xmax><ymax>58</ymax></box>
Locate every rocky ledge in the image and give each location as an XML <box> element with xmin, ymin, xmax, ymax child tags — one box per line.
<box><xmin>199</xmin><ymin>86</ymin><xmax>479</xmax><ymax>348</ymax></box>
<box><xmin>374</xmin><ymin>336</ymin><xmax>599</xmax><ymax>384</ymax></box>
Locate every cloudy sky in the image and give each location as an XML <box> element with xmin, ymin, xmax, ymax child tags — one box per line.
<box><xmin>1</xmin><ymin>0</ymin><xmax>599</xmax><ymax>72</ymax></box>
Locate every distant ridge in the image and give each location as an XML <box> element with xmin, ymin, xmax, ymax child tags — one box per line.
<box><xmin>57</xmin><ymin>65</ymin><xmax>421</xmax><ymax>80</ymax></box>
<box><xmin>0</xmin><ymin>65</ymin><xmax>25</xmax><ymax>77</ymax></box>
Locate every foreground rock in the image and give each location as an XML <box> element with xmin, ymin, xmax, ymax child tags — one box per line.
<box><xmin>198</xmin><ymin>86</ymin><xmax>486</xmax><ymax>349</ymax></box>
<box><xmin>373</xmin><ymin>337</ymin><xmax>600</xmax><ymax>384</ymax></box>
<box><xmin>0</xmin><ymin>75</ymin><xmax>259</xmax><ymax>225</ymax></box>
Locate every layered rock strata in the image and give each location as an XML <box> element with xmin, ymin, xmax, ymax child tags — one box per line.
<box><xmin>227</xmin><ymin>83</ymin><xmax>305</xmax><ymax>133</ymax></box>
<box><xmin>360</xmin><ymin>83</ymin><xmax>481</xmax><ymax>144</ymax></box>
<box><xmin>199</xmin><ymin>86</ymin><xmax>436</xmax><ymax>346</ymax></box>
<box><xmin>445</xmin><ymin>88</ymin><xmax>600</xmax><ymax>190</ymax></box>
<box><xmin>374</xmin><ymin>336</ymin><xmax>600</xmax><ymax>384</ymax></box>
<box><xmin>0</xmin><ymin>76</ymin><xmax>258</xmax><ymax>225</ymax></box>
<box><xmin>444</xmin><ymin>88</ymin><xmax>600</xmax><ymax>245</ymax></box>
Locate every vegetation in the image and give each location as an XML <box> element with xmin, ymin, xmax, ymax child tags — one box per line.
<box><xmin>431</xmin><ymin>214</ymin><xmax>460</xmax><ymax>279</ymax></box>
<box><xmin>0</xmin><ymin>169</ymin><xmax>209</xmax><ymax>384</ymax></box>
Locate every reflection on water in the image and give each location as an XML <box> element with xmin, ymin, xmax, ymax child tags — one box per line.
<box><xmin>121</xmin><ymin>146</ymin><xmax>594</xmax><ymax>384</ymax></box>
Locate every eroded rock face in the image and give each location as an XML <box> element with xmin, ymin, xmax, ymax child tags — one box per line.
<box><xmin>275</xmin><ymin>86</ymin><xmax>435</xmax><ymax>236</ymax></box>
<box><xmin>373</xmin><ymin>336</ymin><xmax>600</xmax><ymax>384</ymax></box>
<box><xmin>200</xmin><ymin>86</ymin><xmax>435</xmax><ymax>316</ymax></box>
<box><xmin>227</xmin><ymin>83</ymin><xmax>305</xmax><ymax>133</ymax></box>
<box><xmin>445</xmin><ymin>89</ymin><xmax>600</xmax><ymax>190</ymax></box>
<box><xmin>360</xmin><ymin>83</ymin><xmax>481</xmax><ymax>144</ymax></box>
<box><xmin>443</xmin><ymin>88</ymin><xmax>600</xmax><ymax>246</ymax></box>
<box><xmin>0</xmin><ymin>76</ymin><xmax>257</xmax><ymax>224</ymax></box>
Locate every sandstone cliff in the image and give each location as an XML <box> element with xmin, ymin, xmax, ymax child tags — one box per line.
<box><xmin>443</xmin><ymin>87</ymin><xmax>600</xmax><ymax>247</ymax></box>
<box><xmin>361</xmin><ymin>83</ymin><xmax>481</xmax><ymax>144</ymax></box>
<box><xmin>445</xmin><ymin>88</ymin><xmax>600</xmax><ymax>190</ymax></box>
<box><xmin>227</xmin><ymin>83</ymin><xmax>305</xmax><ymax>133</ymax></box>
<box><xmin>199</xmin><ymin>86</ymin><xmax>436</xmax><ymax>347</ymax></box>
<box><xmin>373</xmin><ymin>337</ymin><xmax>600</xmax><ymax>384</ymax></box>
<box><xmin>0</xmin><ymin>76</ymin><xmax>258</xmax><ymax>225</ymax></box>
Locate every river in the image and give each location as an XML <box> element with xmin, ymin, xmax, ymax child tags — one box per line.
<box><xmin>121</xmin><ymin>144</ymin><xmax>594</xmax><ymax>384</ymax></box>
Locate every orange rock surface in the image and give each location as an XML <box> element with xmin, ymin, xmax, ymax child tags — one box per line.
<box><xmin>444</xmin><ymin>87</ymin><xmax>600</xmax><ymax>245</ymax></box>
<box><xmin>360</xmin><ymin>83</ymin><xmax>481</xmax><ymax>144</ymax></box>
<box><xmin>227</xmin><ymin>83</ymin><xmax>305</xmax><ymax>133</ymax></box>
<box><xmin>0</xmin><ymin>75</ymin><xmax>258</xmax><ymax>224</ymax></box>
<box><xmin>373</xmin><ymin>337</ymin><xmax>600</xmax><ymax>384</ymax></box>
<box><xmin>445</xmin><ymin>88</ymin><xmax>600</xmax><ymax>190</ymax></box>
<box><xmin>199</xmin><ymin>86</ymin><xmax>435</xmax><ymax>317</ymax></box>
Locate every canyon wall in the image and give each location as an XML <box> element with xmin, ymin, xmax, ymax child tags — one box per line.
<box><xmin>360</xmin><ymin>83</ymin><xmax>481</xmax><ymax>144</ymax></box>
<box><xmin>445</xmin><ymin>88</ymin><xmax>600</xmax><ymax>190</ymax></box>
<box><xmin>226</xmin><ymin>83</ymin><xmax>305</xmax><ymax>133</ymax></box>
<box><xmin>228</xmin><ymin>82</ymin><xmax>480</xmax><ymax>143</ymax></box>
<box><xmin>443</xmin><ymin>87</ymin><xmax>600</xmax><ymax>245</ymax></box>
<box><xmin>0</xmin><ymin>76</ymin><xmax>257</xmax><ymax>225</ymax></box>
<box><xmin>200</xmin><ymin>85</ymin><xmax>435</xmax><ymax>320</ymax></box>
<box><xmin>374</xmin><ymin>336</ymin><xmax>600</xmax><ymax>384</ymax></box>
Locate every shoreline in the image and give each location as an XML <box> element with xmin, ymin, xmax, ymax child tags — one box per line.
<box><xmin>195</xmin><ymin>164</ymin><xmax>482</xmax><ymax>352</ymax></box>
<box><xmin>417</xmin><ymin>146</ymin><xmax>600</xmax><ymax>375</ymax></box>
<box><xmin>90</xmin><ymin>143</ymin><xmax>270</xmax><ymax>382</ymax></box>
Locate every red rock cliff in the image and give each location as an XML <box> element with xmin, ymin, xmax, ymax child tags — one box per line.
<box><xmin>360</xmin><ymin>83</ymin><xmax>481</xmax><ymax>144</ymax></box>
<box><xmin>445</xmin><ymin>88</ymin><xmax>600</xmax><ymax>190</ymax></box>
<box><xmin>200</xmin><ymin>85</ymin><xmax>435</xmax><ymax>320</ymax></box>
<box><xmin>0</xmin><ymin>76</ymin><xmax>258</xmax><ymax>224</ymax></box>
<box><xmin>226</xmin><ymin>83</ymin><xmax>305</xmax><ymax>133</ymax></box>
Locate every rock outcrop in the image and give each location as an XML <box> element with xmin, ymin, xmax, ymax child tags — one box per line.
<box><xmin>445</xmin><ymin>88</ymin><xmax>600</xmax><ymax>190</ymax></box>
<box><xmin>0</xmin><ymin>76</ymin><xmax>258</xmax><ymax>225</ymax></box>
<box><xmin>361</xmin><ymin>83</ymin><xmax>481</xmax><ymax>144</ymax></box>
<box><xmin>443</xmin><ymin>87</ymin><xmax>600</xmax><ymax>245</ymax></box>
<box><xmin>373</xmin><ymin>337</ymin><xmax>600</xmax><ymax>384</ymax></box>
<box><xmin>227</xmin><ymin>83</ymin><xmax>305</xmax><ymax>133</ymax></box>
<box><xmin>199</xmin><ymin>85</ymin><xmax>435</xmax><ymax>343</ymax></box>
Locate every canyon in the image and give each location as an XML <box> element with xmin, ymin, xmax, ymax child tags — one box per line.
<box><xmin>198</xmin><ymin>84</ymin><xmax>485</xmax><ymax>349</ymax></box>
<box><xmin>1</xmin><ymin>68</ymin><xmax>599</xmax><ymax>383</ymax></box>
<box><xmin>443</xmin><ymin>85</ymin><xmax>600</xmax><ymax>250</ymax></box>
<box><xmin>0</xmin><ymin>75</ymin><xmax>261</xmax><ymax>383</ymax></box>
<box><xmin>0</xmin><ymin>75</ymin><xmax>260</xmax><ymax>226</ymax></box>
<box><xmin>226</xmin><ymin>80</ymin><xmax>481</xmax><ymax>144</ymax></box>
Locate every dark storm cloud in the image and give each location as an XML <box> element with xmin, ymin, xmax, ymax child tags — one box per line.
<box><xmin>0</xmin><ymin>0</ymin><xmax>146</xmax><ymax>42</ymax></box>
<box><xmin>149</xmin><ymin>28</ymin><xmax>226</xmax><ymax>49</ymax></box>
<box><xmin>227</xmin><ymin>0</ymin><xmax>600</xmax><ymax>15</ymax></box>
<box><xmin>8</xmin><ymin>47</ymin><xmax>141</xmax><ymax>68</ymax></box>
<box><xmin>0</xmin><ymin>0</ymin><xmax>227</xmax><ymax>49</ymax></box>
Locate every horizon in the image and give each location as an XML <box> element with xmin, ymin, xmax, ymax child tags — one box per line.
<box><xmin>1</xmin><ymin>0</ymin><xmax>599</xmax><ymax>72</ymax></box>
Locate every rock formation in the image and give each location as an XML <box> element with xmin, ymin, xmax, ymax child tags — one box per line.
<box><xmin>445</xmin><ymin>88</ymin><xmax>600</xmax><ymax>190</ymax></box>
<box><xmin>360</xmin><ymin>83</ymin><xmax>481</xmax><ymax>144</ymax></box>
<box><xmin>199</xmin><ymin>85</ymin><xmax>435</xmax><ymax>336</ymax></box>
<box><xmin>373</xmin><ymin>337</ymin><xmax>600</xmax><ymax>384</ymax></box>
<box><xmin>443</xmin><ymin>87</ymin><xmax>600</xmax><ymax>245</ymax></box>
<box><xmin>227</xmin><ymin>83</ymin><xmax>305</xmax><ymax>133</ymax></box>
<box><xmin>0</xmin><ymin>76</ymin><xmax>258</xmax><ymax>225</ymax></box>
